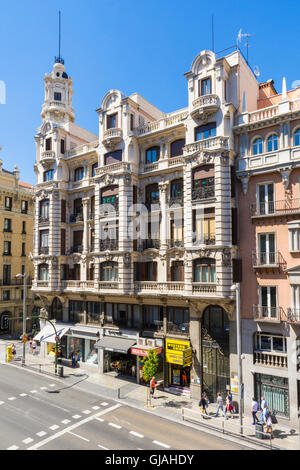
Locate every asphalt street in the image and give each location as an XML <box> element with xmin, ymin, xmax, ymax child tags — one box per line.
<box><xmin>0</xmin><ymin>364</ymin><xmax>248</xmax><ymax>450</ymax></box>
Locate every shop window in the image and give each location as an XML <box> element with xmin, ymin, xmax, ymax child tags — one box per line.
<box><xmin>255</xmin><ymin>373</ymin><xmax>289</xmax><ymax>418</ymax></box>
<box><xmin>143</xmin><ymin>305</ymin><xmax>163</xmax><ymax>329</ymax></box>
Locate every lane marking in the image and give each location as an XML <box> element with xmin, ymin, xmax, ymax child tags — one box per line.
<box><xmin>72</xmin><ymin>415</ymin><xmax>81</xmax><ymax>419</ymax></box>
<box><xmin>19</xmin><ymin>393</ymin><xmax>27</xmax><ymax>397</ymax></box>
<box><xmin>36</xmin><ymin>431</ymin><xmax>47</xmax><ymax>437</ymax></box>
<box><xmin>129</xmin><ymin>431</ymin><xmax>144</xmax><ymax>439</ymax></box>
<box><xmin>98</xmin><ymin>444</ymin><xmax>109</xmax><ymax>450</ymax></box>
<box><xmin>82</xmin><ymin>410</ymin><xmax>91</xmax><ymax>415</ymax></box>
<box><xmin>108</xmin><ymin>422</ymin><xmax>122</xmax><ymax>430</ymax></box>
<box><xmin>0</xmin><ymin>401</ymin><xmax>4</xmax><ymax>405</ymax></box>
<box><xmin>68</xmin><ymin>431</ymin><xmax>90</xmax><ymax>442</ymax></box>
<box><xmin>49</xmin><ymin>425</ymin><xmax>60</xmax><ymax>431</ymax></box>
<box><xmin>153</xmin><ymin>440</ymin><xmax>171</xmax><ymax>449</ymax></box>
<box><xmin>95</xmin><ymin>418</ymin><xmax>104</xmax><ymax>423</ymax></box>
<box><xmin>49</xmin><ymin>384</ymin><xmax>55</xmax><ymax>387</ymax></box>
<box><xmin>101</xmin><ymin>402</ymin><xmax>108</xmax><ymax>406</ymax></box>
<box><xmin>61</xmin><ymin>419</ymin><xmax>71</xmax><ymax>425</ymax></box>
<box><xmin>23</xmin><ymin>438</ymin><xmax>34</xmax><ymax>444</ymax></box>
<box><xmin>92</xmin><ymin>406</ymin><xmax>100</xmax><ymax>410</ymax></box>
<box><xmin>40</xmin><ymin>387</ymin><xmax>47</xmax><ymax>390</ymax></box>
<box><xmin>28</xmin><ymin>404</ymin><xmax>122</xmax><ymax>450</ymax></box>
<box><xmin>30</xmin><ymin>390</ymin><xmax>38</xmax><ymax>394</ymax></box>
<box><xmin>8</xmin><ymin>397</ymin><xmax>16</xmax><ymax>401</ymax></box>
<box><xmin>7</xmin><ymin>445</ymin><xmax>19</xmax><ymax>450</ymax></box>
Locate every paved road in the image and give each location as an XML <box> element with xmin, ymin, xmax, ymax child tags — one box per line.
<box><xmin>0</xmin><ymin>364</ymin><xmax>248</xmax><ymax>450</ymax></box>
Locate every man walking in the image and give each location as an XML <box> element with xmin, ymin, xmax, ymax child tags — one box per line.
<box><xmin>251</xmin><ymin>397</ymin><xmax>259</xmax><ymax>425</ymax></box>
<box><xmin>215</xmin><ymin>393</ymin><xmax>227</xmax><ymax>419</ymax></box>
<box><xmin>260</xmin><ymin>396</ymin><xmax>267</xmax><ymax>423</ymax></box>
<box><xmin>150</xmin><ymin>376</ymin><xmax>157</xmax><ymax>399</ymax></box>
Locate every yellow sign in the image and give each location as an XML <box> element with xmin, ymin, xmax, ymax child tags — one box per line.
<box><xmin>183</xmin><ymin>347</ymin><xmax>192</xmax><ymax>366</ymax></box>
<box><xmin>166</xmin><ymin>339</ymin><xmax>191</xmax><ymax>365</ymax></box>
<box><xmin>231</xmin><ymin>377</ymin><xmax>239</xmax><ymax>393</ymax></box>
<box><xmin>6</xmin><ymin>345</ymin><xmax>13</xmax><ymax>362</ymax></box>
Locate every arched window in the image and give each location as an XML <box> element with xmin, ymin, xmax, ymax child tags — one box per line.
<box><xmin>267</xmin><ymin>134</ymin><xmax>278</xmax><ymax>152</ymax></box>
<box><xmin>252</xmin><ymin>137</ymin><xmax>263</xmax><ymax>155</ymax></box>
<box><xmin>202</xmin><ymin>306</ymin><xmax>229</xmax><ymax>342</ymax></box>
<box><xmin>170</xmin><ymin>139</ymin><xmax>185</xmax><ymax>158</ymax></box>
<box><xmin>38</xmin><ymin>264</ymin><xmax>49</xmax><ymax>281</ymax></box>
<box><xmin>146</xmin><ymin>146</ymin><xmax>160</xmax><ymax>164</ymax></box>
<box><xmin>193</xmin><ymin>258</ymin><xmax>216</xmax><ymax>283</ymax></box>
<box><xmin>294</xmin><ymin>129</ymin><xmax>300</xmax><ymax>147</ymax></box>
<box><xmin>74</xmin><ymin>167</ymin><xmax>84</xmax><ymax>181</ymax></box>
<box><xmin>51</xmin><ymin>297</ymin><xmax>63</xmax><ymax>321</ymax></box>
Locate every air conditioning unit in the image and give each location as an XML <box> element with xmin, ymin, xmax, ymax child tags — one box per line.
<box><xmin>138</xmin><ymin>338</ymin><xmax>147</xmax><ymax>346</ymax></box>
<box><xmin>147</xmin><ymin>339</ymin><xmax>156</xmax><ymax>348</ymax></box>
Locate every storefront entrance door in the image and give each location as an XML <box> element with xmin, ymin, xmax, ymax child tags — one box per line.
<box><xmin>201</xmin><ymin>306</ymin><xmax>230</xmax><ymax>403</ymax></box>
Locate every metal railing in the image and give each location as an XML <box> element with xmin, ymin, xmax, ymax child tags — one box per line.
<box><xmin>139</xmin><ymin>239</ymin><xmax>160</xmax><ymax>250</ymax></box>
<box><xmin>252</xmin><ymin>251</ymin><xmax>282</xmax><ymax>267</ymax></box>
<box><xmin>253</xmin><ymin>305</ymin><xmax>283</xmax><ymax>321</ymax></box>
<box><xmin>192</xmin><ymin>186</ymin><xmax>215</xmax><ymax>201</ymax></box>
<box><xmin>70</xmin><ymin>212</ymin><xmax>83</xmax><ymax>223</ymax></box>
<box><xmin>69</xmin><ymin>245</ymin><xmax>83</xmax><ymax>254</ymax></box>
<box><xmin>250</xmin><ymin>199</ymin><xmax>300</xmax><ymax>217</ymax></box>
<box><xmin>99</xmin><ymin>240</ymin><xmax>119</xmax><ymax>251</ymax></box>
<box><xmin>168</xmin><ymin>195</ymin><xmax>183</xmax><ymax>207</ymax></box>
<box><xmin>287</xmin><ymin>308</ymin><xmax>300</xmax><ymax>323</ymax></box>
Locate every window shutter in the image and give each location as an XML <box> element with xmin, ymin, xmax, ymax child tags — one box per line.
<box><xmin>167</xmin><ymin>265</ymin><xmax>172</xmax><ymax>282</ymax></box>
<box><xmin>61</xmin><ymin>229</ymin><xmax>66</xmax><ymax>255</ymax></box>
<box><xmin>232</xmin><ymin>208</ymin><xmax>238</xmax><ymax>245</ymax></box>
<box><xmin>61</xmin><ymin>199</ymin><xmax>66</xmax><ymax>223</ymax></box>
<box><xmin>152</xmin><ymin>262</ymin><xmax>157</xmax><ymax>281</ymax></box>
<box><xmin>232</xmin><ymin>259</ymin><xmax>242</xmax><ymax>283</ymax></box>
<box><xmin>178</xmin><ymin>263</ymin><xmax>184</xmax><ymax>282</ymax></box>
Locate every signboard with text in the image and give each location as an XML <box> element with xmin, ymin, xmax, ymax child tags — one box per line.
<box><xmin>166</xmin><ymin>339</ymin><xmax>191</xmax><ymax>365</ymax></box>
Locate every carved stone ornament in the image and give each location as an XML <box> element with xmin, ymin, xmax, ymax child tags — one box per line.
<box><xmin>81</xmin><ymin>254</ymin><xmax>87</xmax><ymax>265</ymax></box>
<box><xmin>160</xmin><ymin>253</ymin><xmax>167</xmax><ymax>264</ymax></box>
<box><xmin>159</xmin><ymin>182</ymin><xmax>169</xmax><ymax>193</ymax></box>
<box><xmin>238</xmin><ymin>173</ymin><xmax>249</xmax><ymax>195</ymax></box>
<box><xmin>222</xmin><ymin>248</ymin><xmax>232</xmax><ymax>267</ymax></box>
<box><xmin>196</xmin><ymin>249</ymin><xmax>212</xmax><ymax>258</ymax></box>
<box><xmin>123</xmin><ymin>173</ymin><xmax>131</xmax><ymax>186</ymax></box>
<box><xmin>72</xmin><ymin>255</ymin><xmax>80</xmax><ymax>264</ymax></box>
<box><xmin>280</xmin><ymin>167</ymin><xmax>291</xmax><ymax>190</ymax></box>
<box><xmin>104</xmin><ymin>252</ymin><xmax>114</xmax><ymax>262</ymax></box>
<box><xmin>123</xmin><ymin>252</ymin><xmax>131</xmax><ymax>267</ymax></box>
<box><xmin>103</xmin><ymin>174</ymin><xmax>115</xmax><ymax>185</ymax></box>
<box><xmin>51</xmin><ymin>257</ymin><xmax>58</xmax><ymax>268</ymax></box>
<box><xmin>220</xmin><ymin>153</ymin><xmax>229</xmax><ymax>165</ymax></box>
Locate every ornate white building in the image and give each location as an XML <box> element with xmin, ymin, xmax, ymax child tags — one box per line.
<box><xmin>33</xmin><ymin>50</ymin><xmax>258</xmax><ymax>401</ymax></box>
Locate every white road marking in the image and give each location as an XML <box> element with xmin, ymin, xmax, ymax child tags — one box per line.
<box><xmin>153</xmin><ymin>440</ymin><xmax>171</xmax><ymax>449</ymax></box>
<box><xmin>49</xmin><ymin>384</ymin><xmax>55</xmax><ymax>387</ymax></box>
<box><xmin>49</xmin><ymin>425</ymin><xmax>60</xmax><ymax>431</ymax></box>
<box><xmin>129</xmin><ymin>431</ymin><xmax>144</xmax><ymax>439</ymax></box>
<box><xmin>82</xmin><ymin>410</ymin><xmax>91</xmax><ymax>415</ymax></box>
<box><xmin>40</xmin><ymin>387</ymin><xmax>47</xmax><ymax>390</ymax></box>
<box><xmin>101</xmin><ymin>402</ymin><xmax>108</xmax><ymax>406</ymax></box>
<box><xmin>23</xmin><ymin>438</ymin><xmax>34</xmax><ymax>444</ymax></box>
<box><xmin>0</xmin><ymin>401</ymin><xmax>4</xmax><ymax>405</ymax></box>
<box><xmin>68</xmin><ymin>431</ymin><xmax>90</xmax><ymax>442</ymax></box>
<box><xmin>137</xmin><ymin>448</ymin><xmax>143</xmax><ymax>450</ymax></box>
<box><xmin>7</xmin><ymin>445</ymin><xmax>19</xmax><ymax>450</ymax></box>
<box><xmin>108</xmin><ymin>422</ymin><xmax>122</xmax><ymax>430</ymax></box>
<box><xmin>30</xmin><ymin>390</ymin><xmax>38</xmax><ymax>394</ymax></box>
<box><xmin>92</xmin><ymin>406</ymin><xmax>100</xmax><ymax>410</ymax></box>
<box><xmin>36</xmin><ymin>431</ymin><xmax>47</xmax><ymax>437</ymax></box>
<box><xmin>95</xmin><ymin>418</ymin><xmax>104</xmax><ymax>422</ymax></box>
<box><xmin>8</xmin><ymin>397</ymin><xmax>16</xmax><ymax>401</ymax></box>
<box><xmin>61</xmin><ymin>419</ymin><xmax>71</xmax><ymax>425</ymax></box>
<box><xmin>20</xmin><ymin>393</ymin><xmax>27</xmax><ymax>397</ymax></box>
<box><xmin>72</xmin><ymin>415</ymin><xmax>81</xmax><ymax>419</ymax></box>
<box><xmin>28</xmin><ymin>404</ymin><xmax>122</xmax><ymax>450</ymax></box>
<box><xmin>98</xmin><ymin>444</ymin><xmax>109</xmax><ymax>450</ymax></box>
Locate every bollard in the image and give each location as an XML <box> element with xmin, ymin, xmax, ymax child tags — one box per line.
<box><xmin>58</xmin><ymin>365</ymin><xmax>64</xmax><ymax>377</ymax></box>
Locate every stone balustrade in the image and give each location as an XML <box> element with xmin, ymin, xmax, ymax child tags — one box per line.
<box><xmin>254</xmin><ymin>350</ymin><xmax>288</xmax><ymax>369</ymax></box>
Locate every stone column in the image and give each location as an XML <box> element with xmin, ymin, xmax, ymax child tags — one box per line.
<box><xmin>82</xmin><ymin>198</ymin><xmax>89</xmax><ymax>254</ymax></box>
<box><xmin>189</xmin><ymin>305</ymin><xmax>202</xmax><ymax>400</ymax></box>
<box><xmin>159</xmin><ymin>181</ymin><xmax>169</xmax><ymax>250</ymax></box>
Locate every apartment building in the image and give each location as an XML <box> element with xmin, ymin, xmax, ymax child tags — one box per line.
<box><xmin>33</xmin><ymin>50</ymin><xmax>257</xmax><ymax>401</ymax></box>
<box><xmin>235</xmin><ymin>80</ymin><xmax>300</xmax><ymax>426</ymax></box>
<box><xmin>0</xmin><ymin>156</ymin><xmax>36</xmax><ymax>336</ymax></box>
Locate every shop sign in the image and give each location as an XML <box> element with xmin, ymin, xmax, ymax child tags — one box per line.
<box><xmin>231</xmin><ymin>377</ymin><xmax>239</xmax><ymax>393</ymax></box>
<box><xmin>166</xmin><ymin>339</ymin><xmax>191</xmax><ymax>365</ymax></box>
<box><xmin>131</xmin><ymin>347</ymin><xmax>162</xmax><ymax>357</ymax></box>
<box><xmin>183</xmin><ymin>347</ymin><xmax>192</xmax><ymax>366</ymax></box>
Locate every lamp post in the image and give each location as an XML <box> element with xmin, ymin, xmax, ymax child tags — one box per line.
<box><xmin>231</xmin><ymin>282</ymin><xmax>243</xmax><ymax>435</ymax></box>
<box><xmin>16</xmin><ymin>270</ymin><xmax>26</xmax><ymax>367</ymax></box>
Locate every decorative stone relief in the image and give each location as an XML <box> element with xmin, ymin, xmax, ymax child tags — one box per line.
<box><xmin>280</xmin><ymin>167</ymin><xmax>291</xmax><ymax>190</ymax></box>
<box><xmin>123</xmin><ymin>252</ymin><xmax>131</xmax><ymax>267</ymax></box>
<box><xmin>222</xmin><ymin>248</ymin><xmax>232</xmax><ymax>267</ymax></box>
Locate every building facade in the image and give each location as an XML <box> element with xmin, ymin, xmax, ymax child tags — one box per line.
<box><xmin>0</xmin><ymin>156</ymin><xmax>36</xmax><ymax>337</ymax></box>
<box><xmin>236</xmin><ymin>80</ymin><xmax>300</xmax><ymax>427</ymax></box>
<box><xmin>33</xmin><ymin>50</ymin><xmax>259</xmax><ymax>401</ymax></box>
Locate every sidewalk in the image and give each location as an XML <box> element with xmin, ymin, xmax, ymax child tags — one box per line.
<box><xmin>3</xmin><ymin>341</ymin><xmax>299</xmax><ymax>450</ymax></box>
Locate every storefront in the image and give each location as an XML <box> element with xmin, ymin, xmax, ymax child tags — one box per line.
<box><xmin>131</xmin><ymin>340</ymin><xmax>163</xmax><ymax>384</ymax></box>
<box><xmin>34</xmin><ymin>323</ymin><xmax>71</xmax><ymax>357</ymax></box>
<box><xmin>165</xmin><ymin>338</ymin><xmax>192</xmax><ymax>392</ymax></box>
<box><xmin>255</xmin><ymin>373</ymin><xmax>289</xmax><ymax>418</ymax></box>
<box><xmin>95</xmin><ymin>334</ymin><xmax>137</xmax><ymax>379</ymax></box>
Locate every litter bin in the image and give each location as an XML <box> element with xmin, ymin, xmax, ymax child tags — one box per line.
<box><xmin>255</xmin><ymin>423</ymin><xmax>264</xmax><ymax>439</ymax></box>
<box><xmin>58</xmin><ymin>365</ymin><xmax>64</xmax><ymax>378</ymax></box>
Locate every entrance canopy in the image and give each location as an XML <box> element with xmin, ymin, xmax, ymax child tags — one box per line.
<box><xmin>34</xmin><ymin>324</ymin><xmax>70</xmax><ymax>343</ymax></box>
<box><xmin>95</xmin><ymin>336</ymin><xmax>136</xmax><ymax>354</ymax></box>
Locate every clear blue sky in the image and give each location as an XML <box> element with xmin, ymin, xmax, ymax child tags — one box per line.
<box><xmin>0</xmin><ymin>0</ymin><xmax>299</xmax><ymax>184</ymax></box>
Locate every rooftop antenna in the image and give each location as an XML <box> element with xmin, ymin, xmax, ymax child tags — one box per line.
<box><xmin>236</xmin><ymin>28</ymin><xmax>251</xmax><ymax>63</ymax></box>
<box><xmin>55</xmin><ymin>11</ymin><xmax>64</xmax><ymax>65</ymax></box>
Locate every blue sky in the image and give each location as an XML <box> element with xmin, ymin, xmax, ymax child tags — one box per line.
<box><xmin>0</xmin><ymin>0</ymin><xmax>299</xmax><ymax>184</ymax></box>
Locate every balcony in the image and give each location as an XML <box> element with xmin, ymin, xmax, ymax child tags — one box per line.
<box><xmin>39</xmin><ymin>247</ymin><xmax>49</xmax><ymax>255</ymax></box>
<box><xmin>191</xmin><ymin>94</ymin><xmax>219</xmax><ymax>120</ymax></box>
<box><xmin>99</xmin><ymin>200</ymin><xmax>119</xmax><ymax>217</ymax></box>
<box><xmin>69</xmin><ymin>245</ymin><xmax>83</xmax><ymax>254</ymax></box>
<box><xmin>98</xmin><ymin>281</ymin><xmax>119</xmax><ymax>291</ymax></box>
<box><xmin>134</xmin><ymin>110</ymin><xmax>188</xmax><ymax>137</ymax></box>
<box><xmin>250</xmin><ymin>199</ymin><xmax>300</xmax><ymax>218</ymax></box>
<box><xmin>99</xmin><ymin>240</ymin><xmax>119</xmax><ymax>251</ymax></box>
<box><xmin>192</xmin><ymin>186</ymin><xmax>215</xmax><ymax>201</ymax></box>
<box><xmin>253</xmin><ymin>305</ymin><xmax>284</xmax><ymax>322</ymax></box>
<box><xmin>168</xmin><ymin>239</ymin><xmax>184</xmax><ymax>248</ymax></box>
<box><xmin>192</xmin><ymin>283</ymin><xmax>217</xmax><ymax>295</ymax></box>
<box><xmin>70</xmin><ymin>212</ymin><xmax>83</xmax><ymax>223</ymax></box>
<box><xmin>252</xmin><ymin>251</ymin><xmax>283</xmax><ymax>269</ymax></box>
<box><xmin>168</xmin><ymin>195</ymin><xmax>183</xmax><ymax>207</ymax></box>
<box><xmin>139</xmin><ymin>239</ymin><xmax>160</xmax><ymax>251</ymax></box>
<box><xmin>40</xmin><ymin>150</ymin><xmax>56</xmax><ymax>165</ymax></box>
<box><xmin>134</xmin><ymin>281</ymin><xmax>184</xmax><ymax>293</ymax></box>
<box><xmin>184</xmin><ymin>136</ymin><xmax>228</xmax><ymax>156</ymax></box>
<box><xmin>39</xmin><ymin>216</ymin><xmax>49</xmax><ymax>224</ymax></box>
<box><xmin>287</xmin><ymin>308</ymin><xmax>300</xmax><ymax>323</ymax></box>
<box><xmin>253</xmin><ymin>350</ymin><xmax>288</xmax><ymax>369</ymax></box>
<box><xmin>145</xmin><ymin>201</ymin><xmax>160</xmax><ymax>212</ymax></box>
<box><xmin>193</xmin><ymin>233</ymin><xmax>215</xmax><ymax>246</ymax></box>
<box><xmin>102</xmin><ymin>128</ymin><xmax>123</xmax><ymax>148</ymax></box>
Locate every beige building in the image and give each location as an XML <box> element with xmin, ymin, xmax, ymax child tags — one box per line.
<box><xmin>0</xmin><ymin>155</ymin><xmax>36</xmax><ymax>337</ymax></box>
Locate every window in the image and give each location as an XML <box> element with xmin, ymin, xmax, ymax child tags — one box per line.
<box><xmin>146</xmin><ymin>146</ymin><xmax>160</xmax><ymax>164</ymax></box>
<box><xmin>3</xmin><ymin>290</ymin><xmax>10</xmax><ymax>301</ymax></box>
<box><xmin>104</xmin><ymin>150</ymin><xmax>122</xmax><ymax>165</ymax></box>
<box><xmin>199</xmin><ymin>77</ymin><xmax>211</xmax><ymax>96</ymax></box>
<box><xmin>143</xmin><ymin>306</ymin><xmax>163</xmax><ymax>329</ymax></box>
<box><xmin>39</xmin><ymin>264</ymin><xmax>49</xmax><ymax>281</ymax></box>
<box><xmin>92</xmin><ymin>162</ymin><xmax>98</xmax><ymax>177</ymax></box>
<box><xmin>259</xmin><ymin>286</ymin><xmax>277</xmax><ymax>318</ymax></box>
<box><xmin>193</xmin><ymin>207</ymin><xmax>215</xmax><ymax>245</ymax></box>
<box><xmin>267</xmin><ymin>134</ymin><xmax>278</xmax><ymax>152</ymax></box>
<box><xmin>255</xmin><ymin>333</ymin><xmax>286</xmax><ymax>353</ymax></box>
<box><xmin>294</xmin><ymin>129</ymin><xmax>300</xmax><ymax>147</ymax></box>
<box><xmin>194</xmin><ymin>258</ymin><xmax>216</xmax><ymax>283</ymax></box>
<box><xmin>4</xmin><ymin>219</ymin><xmax>11</xmax><ymax>232</ymax></box>
<box><xmin>252</xmin><ymin>137</ymin><xmax>263</xmax><ymax>155</ymax></box>
<box><xmin>134</xmin><ymin>262</ymin><xmax>157</xmax><ymax>281</ymax></box>
<box><xmin>60</xmin><ymin>139</ymin><xmax>65</xmax><ymax>154</ymax></box>
<box><xmin>61</xmin><ymin>229</ymin><xmax>66</xmax><ymax>255</ymax></box>
<box><xmin>40</xmin><ymin>230</ymin><xmax>49</xmax><ymax>248</ymax></box>
<box><xmin>22</xmin><ymin>221</ymin><xmax>26</xmax><ymax>234</ymax></box>
<box><xmin>168</xmin><ymin>307</ymin><xmax>189</xmax><ymax>325</ymax></box>
<box><xmin>107</xmin><ymin>113</ymin><xmax>117</xmax><ymax>129</ymax></box>
<box><xmin>101</xmin><ymin>186</ymin><xmax>119</xmax><ymax>209</ymax></box>
<box><xmin>288</xmin><ymin>221</ymin><xmax>300</xmax><ymax>252</ymax></box>
<box><xmin>5</xmin><ymin>197</ymin><xmax>12</xmax><ymax>211</ymax></box>
<box><xmin>192</xmin><ymin>165</ymin><xmax>215</xmax><ymax>200</ymax></box>
<box><xmin>257</xmin><ymin>183</ymin><xmax>274</xmax><ymax>215</ymax></box>
<box><xmin>258</xmin><ymin>233</ymin><xmax>276</xmax><ymax>265</ymax></box>
<box><xmin>3</xmin><ymin>241</ymin><xmax>11</xmax><ymax>256</ymax></box>
<box><xmin>74</xmin><ymin>167</ymin><xmax>84</xmax><ymax>181</ymax></box>
<box><xmin>170</xmin><ymin>179</ymin><xmax>183</xmax><ymax>201</ymax></box>
<box><xmin>45</xmin><ymin>138</ymin><xmax>52</xmax><ymax>151</ymax></box>
<box><xmin>43</xmin><ymin>169</ymin><xmax>54</xmax><ymax>182</ymax></box>
<box><xmin>170</xmin><ymin>216</ymin><xmax>184</xmax><ymax>247</ymax></box>
<box><xmin>195</xmin><ymin>122</ymin><xmax>216</xmax><ymax>141</ymax></box>
<box><xmin>54</xmin><ymin>92</ymin><xmax>62</xmax><ymax>101</ymax></box>
<box><xmin>3</xmin><ymin>265</ymin><xmax>11</xmax><ymax>285</ymax></box>
<box><xmin>130</xmin><ymin>114</ymin><xmax>134</xmax><ymax>131</ymax></box>
<box><xmin>40</xmin><ymin>199</ymin><xmax>50</xmax><ymax>220</ymax></box>
<box><xmin>170</xmin><ymin>139</ymin><xmax>185</xmax><ymax>158</ymax></box>
<box><xmin>61</xmin><ymin>199</ymin><xmax>66</xmax><ymax>223</ymax></box>
<box><xmin>100</xmin><ymin>262</ymin><xmax>118</xmax><ymax>282</ymax></box>
<box><xmin>169</xmin><ymin>261</ymin><xmax>184</xmax><ymax>282</ymax></box>
<box><xmin>21</xmin><ymin>200</ymin><xmax>28</xmax><ymax>214</ymax></box>
<box><xmin>21</xmin><ymin>242</ymin><xmax>26</xmax><ymax>257</ymax></box>
<box><xmin>145</xmin><ymin>183</ymin><xmax>159</xmax><ymax>207</ymax></box>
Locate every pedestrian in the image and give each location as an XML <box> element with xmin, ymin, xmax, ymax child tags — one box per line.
<box><xmin>199</xmin><ymin>393</ymin><xmax>208</xmax><ymax>416</ymax></box>
<box><xmin>32</xmin><ymin>340</ymin><xmax>37</xmax><ymax>355</ymax></box>
<box><xmin>251</xmin><ymin>397</ymin><xmax>259</xmax><ymax>425</ymax></box>
<box><xmin>29</xmin><ymin>339</ymin><xmax>33</xmax><ymax>354</ymax></box>
<box><xmin>226</xmin><ymin>393</ymin><xmax>234</xmax><ymax>418</ymax></box>
<box><xmin>11</xmin><ymin>344</ymin><xmax>16</xmax><ymax>358</ymax></box>
<box><xmin>264</xmin><ymin>411</ymin><xmax>274</xmax><ymax>438</ymax></box>
<box><xmin>215</xmin><ymin>393</ymin><xmax>227</xmax><ymax>419</ymax></box>
<box><xmin>262</xmin><ymin>404</ymin><xmax>269</xmax><ymax>424</ymax></box>
<box><xmin>71</xmin><ymin>351</ymin><xmax>76</xmax><ymax>368</ymax></box>
<box><xmin>150</xmin><ymin>376</ymin><xmax>157</xmax><ymax>399</ymax></box>
<box><xmin>182</xmin><ymin>370</ymin><xmax>187</xmax><ymax>387</ymax></box>
<box><xmin>260</xmin><ymin>396</ymin><xmax>267</xmax><ymax>423</ymax></box>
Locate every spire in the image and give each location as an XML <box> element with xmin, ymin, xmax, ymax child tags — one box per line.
<box><xmin>54</xmin><ymin>11</ymin><xmax>64</xmax><ymax>65</ymax></box>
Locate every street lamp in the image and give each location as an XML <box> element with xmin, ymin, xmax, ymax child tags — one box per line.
<box><xmin>231</xmin><ymin>282</ymin><xmax>243</xmax><ymax>435</ymax></box>
<box><xmin>16</xmin><ymin>270</ymin><xmax>26</xmax><ymax>367</ymax></box>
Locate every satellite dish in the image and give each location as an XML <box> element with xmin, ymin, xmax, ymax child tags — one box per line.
<box><xmin>254</xmin><ymin>66</ymin><xmax>260</xmax><ymax>77</ymax></box>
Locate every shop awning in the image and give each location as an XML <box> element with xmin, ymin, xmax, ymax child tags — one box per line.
<box><xmin>70</xmin><ymin>326</ymin><xmax>101</xmax><ymax>340</ymax></box>
<box><xmin>34</xmin><ymin>324</ymin><xmax>71</xmax><ymax>343</ymax></box>
<box><xmin>95</xmin><ymin>337</ymin><xmax>136</xmax><ymax>354</ymax></box>
<box><xmin>131</xmin><ymin>346</ymin><xmax>163</xmax><ymax>357</ymax></box>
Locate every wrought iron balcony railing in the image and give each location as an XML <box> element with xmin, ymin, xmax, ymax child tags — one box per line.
<box><xmin>250</xmin><ymin>199</ymin><xmax>300</xmax><ymax>217</ymax></box>
<box><xmin>192</xmin><ymin>186</ymin><xmax>215</xmax><ymax>201</ymax></box>
<box><xmin>253</xmin><ymin>305</ymin><xmax>283</xmax><ymax>321</ymax></box>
